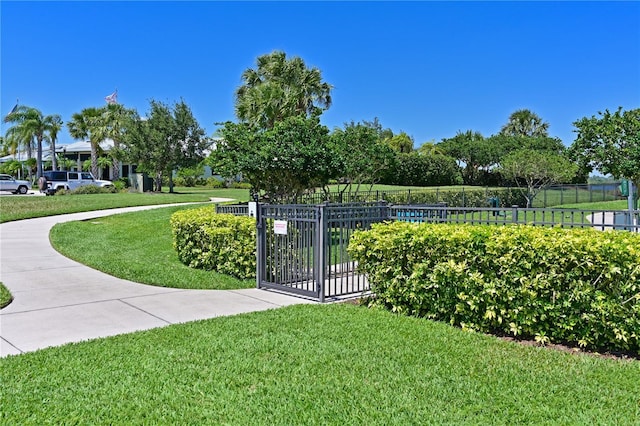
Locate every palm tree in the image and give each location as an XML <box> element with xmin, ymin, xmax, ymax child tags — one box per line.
<box><xmin>67</xmin><ymin>107</ymin><xmax>104</xmax><ymax>178</ymax></box>
<box><xmin>500</xmin><ymin>109</ymin><xmax>550</xmax><ymax>138</ymax></box>
<box><xmin>3</xmin><ymin>106</ymin><xmax>62</xmax><ymax>178</ymax></box>
<box><xmin>3</xmin><ymin>125</ymin><xmax>33</xmax><ymax>158</ymax></box>
<box><xmin>96</xmin><ymin>156</ymin><xmax>113</xmax><ymax>179</ymax></box>
<box><xmin>102</xmin><ymin>104</ymin><xmax>135</xmax><ymax>180</ymax></box>
<box><xmin>1</xmin><ymin>129</ymin><xmax>32</xmax><ymax>179</ymax></box>
<box><xmin>235</xmin><ymin>51</ymin><xmax>333</xmax><ymax>129</ymax></box>
<box><xmin>45</xmin><ymin>115</ymin><xmax>64</xmax><ymax>170</ymax></box>
<box><xmin>417</xmin><ymin>141</ymin><xmax>446</xmax><ymax>156</ymax></box>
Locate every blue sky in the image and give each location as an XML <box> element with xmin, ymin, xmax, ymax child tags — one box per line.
<box><xmin>2</xmin><ymin>1</ymin><xmax>639</xmax><ymax>148</ymax></box>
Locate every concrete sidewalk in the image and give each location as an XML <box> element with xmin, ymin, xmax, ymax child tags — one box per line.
<box><xmin>0</xmin><ymin>204</ymin><xmax>312</xmax><ymax>357</ymax></box>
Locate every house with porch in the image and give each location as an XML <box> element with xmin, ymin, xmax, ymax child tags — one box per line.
<box><xmin>55</xmin><ymin>139</ymin><xmax>139</xmax><ymax>180</ymax></box>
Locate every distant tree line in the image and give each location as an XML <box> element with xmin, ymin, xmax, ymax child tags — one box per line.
<box><xmin>3</xmin><ymin>50</ymin><xmax>638</xmax><ymax>202</ymax></box>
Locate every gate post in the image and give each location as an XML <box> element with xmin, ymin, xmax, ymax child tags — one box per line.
<box><xmin>316</xmin><ymin>204</ymin><xmax>327</xmax><ymax>302</ymax></box>
<box><xmin>256</xmin><ymin>203</ymin><xmax>265</xmax><ymax>289</ymax></box>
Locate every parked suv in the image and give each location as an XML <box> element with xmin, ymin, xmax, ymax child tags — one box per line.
<box><xmin>0</xmin><ymin>174</ymin><xmax>32</xmax><ymax>194</ymax></box>
<box><xmin>39</xmin><ymin>171</ymin><xmax>113</xmax><ymax>195</ymax></box>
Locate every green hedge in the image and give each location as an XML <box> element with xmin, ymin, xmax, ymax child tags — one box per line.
<box><xmin>55</xmin><ymin>185</ymin><xmax>118</xmax><ymax>195</ymax></box>
<box><xmin>382</xmin><ymin>187</ymin><xmax>527</xmax><ymax>207</ymax></box>
<box><xmin>348</xmin><ymin>222</ymin><xmax>640</xmax><ymax>354</ymax></box>
<box><xmin>299</xmin><ymin>187</ymin><xmax>527</xmax><ymax>207</ymax></box>
<box><xmin>171</xmin><ymin>207</ymin><xmax>256</xmax><ymax>279</ymax></box>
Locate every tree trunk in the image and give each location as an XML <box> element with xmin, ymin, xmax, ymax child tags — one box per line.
<box><xmin>90</xmin><ymin>142</ymin><xmax>99</xmax><ymax>178</ymax></box>
<box><xmin>27</xmin><ymin>137</ymin><xmax>33</xmax><ymax>160</ymax></box>
<box><xmin>155</xmin><ymin>172</ymin><xmax>162</xmax><ymax>192</ymax></box>
<box><xmin>36</xmin><ymin>136</ymin><xmax>44</xmax><ymax>178</ymax></box>
<box><xmin>169</xmin><ymin>174</ymin><xmax>174</xmax><ymax>193</ymax></box>
<box><xmin>111</xmin><ymin>140</ymin><xmax>121</xmax><ymax>181</ymax></box>
<box><xmin>51</xmin><ymin>139</ymin><xmax>57</xmax><ymax>171</ymax></box>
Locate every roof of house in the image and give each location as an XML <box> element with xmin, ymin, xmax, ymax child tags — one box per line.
<box><xmin>57</xmin><ymin>139</ymin><xmax>114</xmax><ymax>153</ymax></box>
<box><xmin>0</xmin><ymin>139</ymin><xmax>115</xmax><ymax>163</ymax></box>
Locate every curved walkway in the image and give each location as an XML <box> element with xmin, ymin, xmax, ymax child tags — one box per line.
<box><xmin>0</xmin><ymin>203</ymin><xmax>312</xmax><ymax>357</ymax></box>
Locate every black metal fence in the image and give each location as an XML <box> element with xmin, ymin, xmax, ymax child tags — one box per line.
<box><xmin>390</xmin><ymin>205</ymin><xmax>640</xmax><ymax>232</ymax></box>
<box><xmin>292</xmin><ymin>183</ymin><xmax>624</xmax><ymax>208</ymax></box>
<box><xmin>223</xmin><ymin>202</ymin><xmax>640</xmax><ymax>301</ymax></box>
<box><xmin>215</xmin><ymin>204</ymin><xmax>250</xmax><ymax>216</ymax></box>
<box><xmin>256</xmin><ymin>202</ymin><xmax>388</xmax><ymax>302</ymax></box>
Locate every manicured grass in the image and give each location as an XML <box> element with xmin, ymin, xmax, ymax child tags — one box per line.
<box><xmin>50</xmin><ymin>204</ymin><xmax>253</xmax><ymax>290</ymax></box>
<box><xmin>531</xmin><ymin>187</ymin><xmax>622</xmax><ymax>207</ymax></box>
<box><xmin>1</xmin><ymin>304</ymin><xmax>638</xmax><ymax>424</ymax></box>
<box><xmin>0</xmin><ymin>282</ymin><xmax>12</xmax><ymax>308</ymax></box>
<box><xmin>556</xmin><ymin>199</ymin><xmax>631</xmax><ymax>210</ymax></box>
<box><xmin>0</xmin><ymin>187</ymin><xmax>250</xmax><ymax>223</ymax></box>
<box><xmin>443</xmin><ymin>208</ymin><xmax>594</xmax><ymax>226</ymax></box>
<box><xmin>436</xmin><ymin>200</ymin><xmax>633</xmax><ymax>226</ymax></box>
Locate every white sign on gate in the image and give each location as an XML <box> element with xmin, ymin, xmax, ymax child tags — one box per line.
<box><xmin>273</xmin><ymin>220</ymin><xmax>288</xmax><ymax>235</ymax></box>
<box><xmin>248</xmin><ymin>202</ymin><xmax>258</xmax><ymax>219</ymax></box>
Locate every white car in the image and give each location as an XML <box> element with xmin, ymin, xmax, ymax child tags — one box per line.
<box><xmin>0</xmin><ymin>174</ymin><xmax>32</xmax><ymax>194</ymax></box>
<box><xmin>40</xmin><ymin>171</ymin><xmax>113</xmax><ymax>195</ymax></box>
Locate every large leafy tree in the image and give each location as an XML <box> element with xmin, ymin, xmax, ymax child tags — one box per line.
<box><xmin>4</xmin><ymin>106</ymin><xmax>62</xmax><ymax>178</ymax></box>
<box><xmin>500</xmin><ymin>109</ymin><xmax>550</xmax><ymax>138</ymax></box>
<box><xmin>67</xmin><ymin>107</ymin><xmax>104</xmax><ymax>178</ymax></box>
<box><xmin>486</xmin><ymin>134</ymin><xmax>565</xmax><ymax>158</ymax></box>
<box><xmin>569</xmin><ymin>107</ymin><xmax>640</xmax><ymax>187</ymax></box>
<box><xmin>362</xmin><ymin>117</ymin><xmax>394</xmax><ymax>142</ymax></box>
<box><xmin>501</xmin><ymin>149</ymin><xmax>577</xmax><ymax>207</ymax></box>
<box><xmin>213</xmin><ymin>116</ymin><xmax>335</xmax><ymax>202</ymax></box>
<box><xmin>123</xmin><ymin>100</ymin><xmax>208</xmax><ymax>192</ymax></box>
<box><xmin>235</xmin><ymin>51</ymin><xmax>333</xmax><ymax>129</ymax></box>
<box><xmin>438</xmin><ymin>130</ymin><xmax>496</xmax><ymax>185</ymax></box>
<box><xmin>330</xmin><ymin>122</ymin><xmax>396</xmax><ymax>194</ymax></box>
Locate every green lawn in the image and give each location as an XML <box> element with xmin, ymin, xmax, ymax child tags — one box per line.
<box><xmin>1</xmin><ymin>304</ymin><xmax>638</xmax><ymax>424</ymax></box>
<box><xmin>5</xmin><ymin>189</ymin><xmax>639</xmax><ymax>423</ymax></box>
<box><xmin>397</xmin><ymin>200</ymin><xmax>630</xmax><ymax>228</ymax></box>
<box><xmin>0</xmin><ymin>187</ymin><xmax>250</xmax><ymax>223</ymax></box>
<box><xmin>555</xmin><ymin>199</ymin><xmax>630</xmax><ymax>210</ymax></box>
<box><xmin>531</xmin><ymin>187</ymin><xmax>622</xmax><ymax>207</ymax></box>
<box><xmin>443</xmin><ymin>207</ymin><xmax>594</xmax><ymax>226</ymax></box>
<box><xmin>49</xmin><ymin>204</ymin><xmax>253</xmax><ymax>290</ymax></box>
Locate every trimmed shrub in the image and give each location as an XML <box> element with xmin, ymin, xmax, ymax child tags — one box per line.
<box><xmin>54</xmin><ymin>185</ymin><xmax>117</xmax><ymax>195</ymax></box>
<box><xmin>174</xmin><ymin>176</ymin><xmax>207</xmax><ymax>187</ymax></box>
<box><xmin>114</xmin><ymin>177</ymin><xmax>129</xmax><ymax>190</ymax></box>
<box><xmin>382</xmin><ymin>187</ymin><xmax>527</xmax><ymax>207</ymax></box>
<box><xmin>380</xmin><ymin>152</ymin><xmax>463</xmax><ymax>187</ymax></box>
<box><xmin>230</xmin><ymin>182</ymin><xmax>252</xmax><ymax>189</ymax></box>
<box><xmin>206</xmin><ymin>177</ymin><xmax>225</xmax><ymax>188</ymax></box>
<box><xmin>348</xmin><ymin>222</ymin><xmax>640</xmax><ymax>354</ymax></box>
<box><xmin>171</xmin><ymin>207</ymin><xmax>256</xmax><ymax>279</ymax></box>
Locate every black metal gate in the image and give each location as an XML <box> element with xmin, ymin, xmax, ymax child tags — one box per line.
<box><xmin>256</xmin><ymin>202</ymin><xmax>388</xmax><ymax>302</ymax></box>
